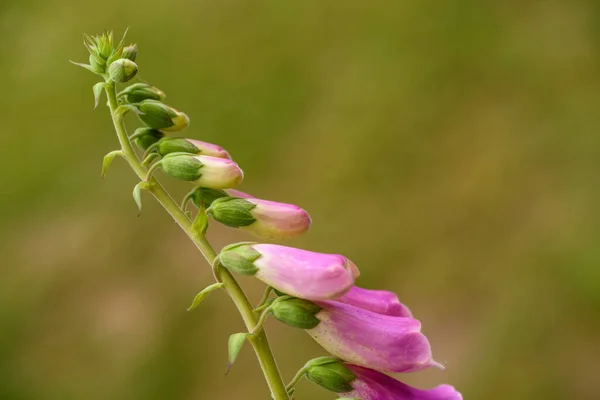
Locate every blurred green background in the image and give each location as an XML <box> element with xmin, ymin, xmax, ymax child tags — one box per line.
<box><xmin>1</xmin><ymin>1</ymin><xmax>600</xmax><ymax>399</ymax></box>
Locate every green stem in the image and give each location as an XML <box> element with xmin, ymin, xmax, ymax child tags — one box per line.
<box><xmin>285</xmin><ymin>367</ymin><xmax>307</xmax><ymax>393</ymax></box>
<box><xmin>256</xmin><ymin>286</ymin><xmax>273</xmax><ymax>310</ymax></box>
<box><xmin>104</xmin><ymin>81</ymin><xmax>290</xmax><ymax>400</ymax></box>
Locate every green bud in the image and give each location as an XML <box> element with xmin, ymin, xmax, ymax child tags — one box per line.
<box><xmin>161</xmin><ymin>154</ymin><xmax>203</xmax><ymax>181</ymax></box>
<box><xmin>108</xmin><ymin>58</ymin><xmax>138</xmax><ymax>83</ymax></box>
<box><xmin>122</xmin><ymin>44</ymin><xmax>138</xmax><ymax>61</ymax></box>
<box><xmin>206</xmin><ymin>197</ymin><xmax>256</xmax><ymax>228</ymax></box>
<box><xmin>218</xmin><ymin>243</ymin><xmax>261</xmax><ymax>275</ymax></box>
<box><xmin>89</xmin><ymin>53</ymin><xmax>106</xmax><ymax>73</ymax></box>
<box><xmin>271</xmin><ymin>298</ymin><xmax>321</xmax><ymax>329</ymax></box>
<box><xmin>120</xmin><ymin>83</ymin><xmax>165</xmax><ymax>103</ymax></box>
<box><xmin>156</xmin><ymin>138</ymin><xmax>199</xmax><ymax>156</ymax></box>
<box><xmin>133</xmin><ymin>127</ymin><xmax>165</xmax><ymax>150</ymax></box>
<box><xmin>97</xmin><ymin>31</ymin><xmax>114</xmax><ymax>59</ymax></box>
<box><xmin>190</xmin><ymin>188</ymin><xmax>228</xmax><ymax>208</ymax></box>
<box><xmin>137</xmin><ymin>100</ymin><xmax>189</xmax><ymax>131</ymax></box>
<box><xmin>305</xmin><ymin>358</ymin><xmax>356</xmax><ymax>393</ymax></box>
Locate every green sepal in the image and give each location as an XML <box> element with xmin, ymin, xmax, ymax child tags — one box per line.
<box><xmin>115</xmin><ymin>104</ymin><xmax>143</xmax><ymax>118</ymax></box>
<box><xmin>271</xmin><ymin>298</ymin><xmax>321</xmax><ymax>329</ymax></box>
<box><xmin>273</xmin><ymin>288</ymin><xmax>289</xmax><ymax>297</ymax></box>
<box><xmin>187</xmin><ymin>282</ymin><xmax>224</xmax><ymax>311</ymax></box>
<box><xmin>156</xmin><ymin>138</ymin><xmax>199</xmax><ymax>156</ymax></box>
<box><xmin>137</xmin><ymin>99</ymin><xmax>177</xmax><ymax>129</ymax></box>
<box><xmin>206</xmin><ymin>197</ymin><xmax>257</xmax><ymax>228</ymax></box>
<box><xmin>119</xmin><ymin>83</ymin><xmax>165</xmax><ymax>103</ymax></box>
<box><xmin>132</xmin><ymin>181</ymin><xmax>154</xmax><ymax>215</ymax></box>
<box><xmin>89</xmin><ymin>53</ymin><xmax>106</xmax><ymax>73</ymax></box>
<box><xmin>227</xmin><ymin>333</ymin><xmax>251</xmax><ymax>374</ymax></box>
<box><xmin>92</xmin><ymin>82</ymin><xmax>106</xmax><ymax>110</ymax></box>
<box><xmin>69</xmin><ymin>60</ymin><xmax>104</xmax><ymax>76</ymax></box>
<box><xmin>132</xmin><ymin>127</ymin><xmax>165</xmax><ymax>150</ymax></box>
<box><xmin>218</xmin><ymin>242</ymin><xmax>261</xmax><ymax>275</ymax></box>
<box><xmin>191</xmin><ymin>187</ymin><xmax>228</xmax><ymax>208</ymax></box>
<box><xmin>305</xmin><ymin>358</ymin><xmax>356</xmax><ymax>393</ymax></box>
<box><xmin>161</xmin><ymin>153</ymin><xmax>203</xmax><ymax>181</ymax></box>
<box><xmin>101</xmin><ymin>150</ymin><xmax>124</xmax><ymax>178</ymax></box>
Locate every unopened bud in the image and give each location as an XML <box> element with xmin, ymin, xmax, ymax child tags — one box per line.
<box><xmin>190</xmin><ymin>188</ymin><xmax>228</xmax><ymax>208</ymax></box>
<box><xmin>137</xmin><ymin>100</ymin><xmax>189</xmax><ymax>132</ymax></box>
<box><xmin>206</xmin><ymin>197</ymin><xmax>256</xmax><ymax>228</ymax></box>
<box><xmin>161</xmin><ymin>154</ymin><xmax>243</xmax><ymax>189</ymax></box>
<box><xmin>271</xmin><ymin>298</ymin><xmax>321</xmax><ymax>329</ymax></box>
<box><xmin>89</xmin><ymin>53</ymin><xmax>106</xmax><ymax>73</ymax></box>
<box><xmin>120</xmin><ymin>83</ymin><xmax>165</xmax><ymax>104</ymax></box>
<box><xmin>108</xmin><ymin>58</ymin><xmax>138</xmax><ymax>83</ymax></box>
<box><xmin>122</xmin><ymin>44</ymin><xmax>138</xmax><ymax>61</ymax></box>
<box><xmin>155</xmin><ymin>138</ymin><xmax>230</xmax><ymax>158</ymax></box>
<box><xmin>206</xmin><ymin>196</ymin><xmax>311</xmax><ymax>240</ymax></box>
<box><xmin>305</xmin><ymin>358</ymin><xmax>356</xmax><ymax>393</ymax></box>
<box><xmin>133</xmin><ymin>127</ymin><xmax>165</xmax><ymax>150</ymax></box>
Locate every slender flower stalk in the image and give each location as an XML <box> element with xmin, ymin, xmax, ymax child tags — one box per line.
<box><xmin>102</xmin><ymin>76</ymin><xmax>290</xmax><ymax>400</ymax></box>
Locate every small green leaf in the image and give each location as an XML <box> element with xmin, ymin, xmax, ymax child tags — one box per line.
<box><xmin>69</xmin><ymin>60</ymin><xmax>104</xmax><ymax>76</ymax></box>
<box><xmin>192</xmin><ymin>203</ymin><xmax>209</xmax><ymax>236</ymax></box>
<box><xmin>101</xmin><ymin>150</ymin><xmax>123</xmax><ymax>178</ymax></box>
<box><xmin>132</xmin><ymin>181</ymin><xmax>153</xmax><ymax>215</ymax></box>
<box><xmin>187</xmin><ymin>282</ymin><xmax>224</xmax><ymax>311</ymax></box>
<box><xmin>92</xmin><ymin>82</ymin><xmax>106</xmax><ymax>110</ymax></box>
<box><xmin>227</xmin><ymin>333</ymin><xmax>250</xmax><ymax>374</ymax></box>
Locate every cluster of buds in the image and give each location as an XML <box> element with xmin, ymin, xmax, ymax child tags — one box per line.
<box><xmin>76</xmin><ymin>30</ymin><xmax>461</xmax><ymax>400</ymax></box>
<box><xmin>75</xmin><ymin>30</ymin><xmax>139</xmax><ymax>82</ymax></box>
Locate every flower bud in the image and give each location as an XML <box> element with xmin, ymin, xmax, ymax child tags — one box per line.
<box><xmin>161</xmin><ymin>154</ymin><xmax>243</xmax><ymax>189</ymax></box>
<box><xmin>190</xmin><ymin>188</ymin><xmax>228</xmax><ymax>208</ymax></box>
<box><xmin>120</xmin><ymin>83</ymin><xmax>165</xmax><ymax>103</ymax></box>
<box><xmin>207</xmin><ymin>197</ymin><xmax>311</xmax><ymax>240</ymax></box>
<box><xmin>225</xmin><ymin>189</ymin><xmax>255</xmax><ymax>199</ymax></box>
<box><xmin>335</xmin><ymin>286</ymin><xmax>412</xmax><ymax>317</ymax></box>
<box><xmin>108</xmin><ymin>58</ymin><xmax>138</xmax><ymax>83</ymax></box>
<box><xmin>137</xmin><ymin>100</ymin><xmax>189</xmax><ymax>132</ymax></box>
<box><xmin>304</xmin><ymin>358</ymin><xmax>356</xmax><ymax>393</ymax></box>
<box><xmin>122</xmin><ymin>44</ymin><xmax>138</xmax><ymax>61</ymax></box>
<box><xmin>89</xmin><ymin>53</ymin><xmax>106</xmax><ymax>73</ymax></box>
<box><xmin>340</xmin><ymin>364</ymin><xmax>463</xmax><ymax>400</ymax></box>
<box><xmin>270</xmin><ymin>298</ymin><xmax>321</xmax><ymax>329</ymax></box>
<box><xmin>133</xmin><ymin>127</ymin><xmax>165</xmax><ymax>150</ymax></box>
<box><xmin>307</xmin><ymin>301</ymin><xmax>441</xmax><ymax>373</ymax></box>
<box><xmin>218</xmin><ymin>243</ymin><xmax>359</xmax><ymax>300</ymax></box>
<box><xmin>155</xmin><ymin>138</ymin><xmax>231</xmax><ymax>159</ymax></box>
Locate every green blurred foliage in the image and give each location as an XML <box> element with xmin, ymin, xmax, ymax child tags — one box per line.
<box><xmin>1</xmin><ymin>0</ymin><xmax>600</xmax><ymax>399</ymax></box>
